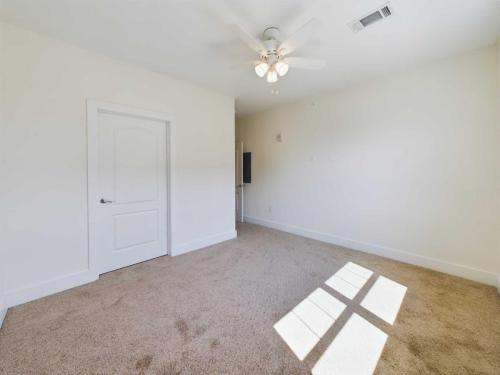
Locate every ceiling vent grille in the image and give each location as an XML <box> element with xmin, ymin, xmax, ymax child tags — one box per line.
<box><xmin>349</xmin><ymin>3</ymin><xmax>394</xmax><ymax>32</ymax></box>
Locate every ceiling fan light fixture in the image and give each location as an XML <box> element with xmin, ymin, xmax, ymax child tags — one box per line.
<box><xmin>254</xmin><ymin>62</ymin><xmax>269</xmax><ymax>77</ymax></box>
<box><xmin>275</xmin><ymin>60</ymin><xmax>289</xmax><ymax>77</ymax></box>
<box><xmin>266</xmin><ymin>69</ymin><xmax>278</xmax><ymax>83</ymax></box>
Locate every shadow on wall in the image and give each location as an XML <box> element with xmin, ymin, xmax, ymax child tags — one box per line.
<box><xmin>274</xmin><ymin>262</ymin><xmax>407</xmax><ymax>374</ymax></box>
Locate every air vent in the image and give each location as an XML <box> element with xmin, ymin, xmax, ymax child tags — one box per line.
<box><xmin>360</xmin><ymin>11</ymin><xmax>383</xmax><ymax>27</ymax></box>
<box><xmin>380</xmin><ymin>5</ymin><xmax>392</xmax><ymax>17</ymax></box>
<box><xmin>349</xmin><ymin>2</ymin><xmax>394</xmax><ymax>32</ymax></box>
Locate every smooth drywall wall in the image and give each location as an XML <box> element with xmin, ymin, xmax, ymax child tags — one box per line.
<box><xmin>237</xmin><ymin>46</ymin><xmax>500</xmax><ymax>286</ymax></box>
<box><xmin>0</xmin><ymin>18</ymin><xmax>7</xmax><ymax>322</ymax></box>
<box><xmin>0</xmin><ymin>22</ymin><xmax>235</xmax><ymax>307</ymax></box>
<box><xmin>498</xmin><ymin>41</ymin><xmax>500</xmax><ymax>292</ymax></box>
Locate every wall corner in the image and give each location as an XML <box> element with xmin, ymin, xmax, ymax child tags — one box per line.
<box><xmin>497</xmin><ymin>275</ymin><xmax>500</xmax><ymax>296</ymax></box>
<box><xmin>0</xmin><ymin>307</ymin><xmax>6</xmax><ymax>330</ymax></box>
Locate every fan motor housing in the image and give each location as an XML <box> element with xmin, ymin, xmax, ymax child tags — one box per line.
<box><xmin>263</xmin><ymin>27</ymin><xmax>280</xmax><ymax>40</ymax></box>
<box><xmin>262</xmin><ymin>27</ymin><xmax>281</xmax><ymax>53</ymax></box>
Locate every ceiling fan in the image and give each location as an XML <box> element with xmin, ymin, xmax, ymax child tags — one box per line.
<box><xmin>225</xmin><ymin>14</ymin><xmax>327</xmax><ymax>83</ymax></box>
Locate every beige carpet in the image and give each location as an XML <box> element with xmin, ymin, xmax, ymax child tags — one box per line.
<box><xmin>1</xmin><ymin>223</ymin><xmax>499</xmax><ymax>374</ymax></box>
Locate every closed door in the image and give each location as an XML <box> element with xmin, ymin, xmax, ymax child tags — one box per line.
<box><xmin>235</xmin><ymin>141</ymin><xmax>243</xmax><ymax>222</ymax></box>
<box><xmin>89</xmin><ymin>104</ymin><xmax>169</xmax><ymax>274</ymax></box>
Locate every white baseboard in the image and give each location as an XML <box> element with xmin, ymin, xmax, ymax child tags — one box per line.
<box><xmin>172</xmin><ymin>230</ymin><xmax>237</xmax><ymax>256</ymax></box>
<box><xmin>244</xmin><ymin>216</ymin><xmax>498</xmax><ymax>287</ymax></box>
<box><xmin>3</xmin><ymin>230</ymin><xmax>237</xmax><ymax>309</ymax></box>
<box><xmin>0</xmin><ymin>308</ymin><xmax>6</xmax><ymax>329</ymax></box>
<box><xmin>4</xmin><ymin>270</ymin><xmax>98</xmax><ymax>308</ymax></box>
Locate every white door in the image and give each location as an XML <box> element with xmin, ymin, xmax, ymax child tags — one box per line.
<box><xmin>235</xmin><ymin>141</ymin><xmax>244</xmax><ymax>222</ymax></box>
<box><xmin>88</xmin><ymin>102</ymin><xmax>169</xmax><ymax>274</ymax></box>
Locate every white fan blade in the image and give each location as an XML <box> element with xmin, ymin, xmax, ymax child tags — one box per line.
<box><xmin>208</xmin><ymin>1</ymin><xmax>265</xmax><ymax>54</ymax></box>
<box><xmin>286</xmin><ymin>57</ymin><xmax>326</xmax><ymax>70</ymax></box>
<box><xmin>279</xmin><ymin>18</ymin><xmax>322</xmax><ymax>55</ymax></box>
<box><xmin>228</xmin><ymin>60</ymin><xmax>261</xmax><ymax>71</ymax></box>
<box><xmin>228</xmin><ymin>23</ymin><xmax>265</xmax><ymax>54</ymax></box>
<box><xmin>279</xmin><ymin>0</ymin><xmax>327</xmax><ymax>36</ymax></box>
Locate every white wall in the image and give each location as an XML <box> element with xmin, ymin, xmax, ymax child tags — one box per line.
<box><xmin>237</xmin><ymin>46</ymin><xmax>500</xmax><ymax>286</ymax></box>
<box><xmin>0</xmin><ymin>18</ymin><xmax>7</xmax><ymax>324</ymax></box>
<box><xmin>0</xmin><ymin>22</ymin><xmax>235</xmax><ymax>308</ymax></box>
<box><xmin>498</xmin><ymin>41</ymin><xmax>500</xmax><ymax>292</ymax></box>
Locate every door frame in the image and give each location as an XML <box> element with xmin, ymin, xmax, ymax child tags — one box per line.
<box><xmin>235</xmin><ymin>141</ymin><xmax>244</xmax><ymax>222</ymax></box>
<box><xmin>86</xmin><ymin>99</ymin><xmax>172</xmax><ymax>275</ymax></box>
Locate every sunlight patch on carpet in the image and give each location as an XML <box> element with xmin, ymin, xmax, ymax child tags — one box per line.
<box><xmin>325</xmin><ymin>262</ymin><xmax>373</xmax><ymax>299</ymax></box>
<box><xmin>275</xmin><ymin>261</ymin><xmax>407</xmax><ymax>374</ymax></box>
<box><xmin>274</xmin><ymin>288</ymin><xmax>346</xmax><ymax>360</ymax></box>
<box><xmin>361</xmin><ymin>276</ymin><xmax>407</xmax><ymax>324</ymax></box>
<box><xmin>312</xmin><ymin>314</ymin><xmax>388</xmax><ymax>375</ymax></box>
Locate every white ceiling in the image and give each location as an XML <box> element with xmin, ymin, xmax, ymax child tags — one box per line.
<box><xmin>1</xmin><ymin>0</ymin><xmax>499</xmax><ymax>116</ymax></box>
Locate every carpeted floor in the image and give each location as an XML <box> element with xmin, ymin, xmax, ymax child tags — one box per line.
<box><xmin>1</xmin><ymin>223</ymin><xmax>499</xmax><ymax>374</ymax></box>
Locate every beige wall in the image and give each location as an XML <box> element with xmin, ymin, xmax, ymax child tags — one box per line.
<box><xmin>0</xmin><ymin>22</ymin><xmax>235</xmax><ymax>306</ymax></box>
<box><xmin>0</xmin><ymin>21</ymin><xmax>5</xmax><ymax>317</ymax></box>
<box><xmin>498</xmin><ymin>41</ymin><xmax>500</xmax><ymax>288</ymax></box>
<box><xmin>237</xmin><ymin>45</ymin><xmax>500</xmax><ymax>286</ymax></box>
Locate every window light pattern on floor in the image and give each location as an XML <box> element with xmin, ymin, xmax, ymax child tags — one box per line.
<box><xmin>312</xmin><ymin>314</ymin><xmax>388</xmax><ymax>375</ymax></box>
<box><xmin>274</xmin><ymin>262</ymin><xmax>407</xmax><ymax>375</ymax></box>
<box><xmin>273</xmin><ymin>288</ymin><xmax>346</xmax><ymax>360</ymax></box>
<box><xmin>361</xmin><ymin>275</ymin><xmax>407</xmax><ymax>324</ymax></box>
<box><xmin>325</xmin><ymin>261</ymin><xmax>373</xmax><ymax>299</ymax></box>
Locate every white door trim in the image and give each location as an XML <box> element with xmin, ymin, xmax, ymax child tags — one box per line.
<box><xmin>0</xmin><ymin>259</ymin><xmax>6</xmax><ymax>328</ymax></box>
<box><xmin>235</xmin><ymin>141</ymin><xmax>244</xmax><ymax>223</ymax></box>
<box><xmin>87</xmin><ymin>99</ymin><xmax>172</xmax><ymax>275</ymax></box>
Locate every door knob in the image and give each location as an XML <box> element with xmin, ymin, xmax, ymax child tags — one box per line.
<box><xmin>100</xmin><ymin>198</ymin><xmax>113</xmax><ymax>204</ymax></box>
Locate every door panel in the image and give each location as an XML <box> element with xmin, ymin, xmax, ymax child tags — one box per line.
<box><xmin>92</xmin><ymin>110</ymin><xmax>167</xmax><ymax>274</ymax></box>
<box><xmin>113</xmin><ymin>210</ymin><xmax>158</xmax><ymax>250</ymax></box>
<box><xmin>114</xmin><ymin>128</ymin><xmax>159</xmax><ymax>203</ymax></box>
